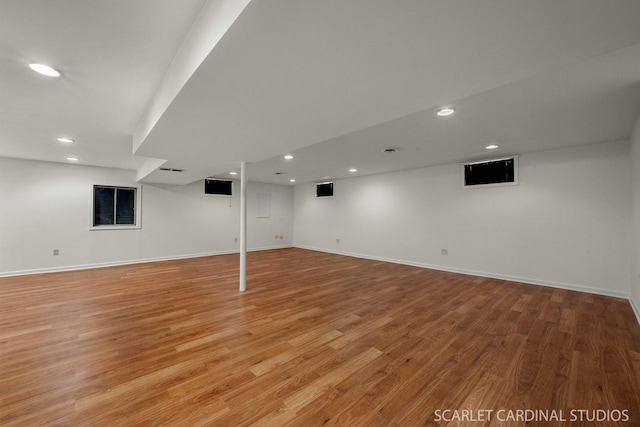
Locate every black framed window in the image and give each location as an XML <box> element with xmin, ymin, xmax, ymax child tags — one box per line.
<box><xmin>462</xmin><ymin>156</ymin><xmax>519</xmax><ymax>188</ymax></box>
<box><xmin>204</xmin><ymin>179</ymin><xmax>233</xmax><ymax>196</ymax></box>
<box><xmin>93</xmin><ymin>186</ymin><xmax>137</xmax><ymax>226</ymax></box>
<box><xmin>316</xmin><ymin>182</ymin><xmax>334</xmax><ymax>198</ymax></box>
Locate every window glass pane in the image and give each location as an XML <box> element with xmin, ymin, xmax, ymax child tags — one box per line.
<box><xmin>116</xmin><ymin>188</ymin><xmax>135</xmax><ymax>225</ymax></box>
<box><xmin>94</xmin><ymin>187</ymin><xmax>115</xmax><ymax>225</ymax></box>
<box><xmin>316</xmin><ymin>182</ymin><xmax>334</xmax><ymax>197</ymax></box>
<box><xmin>204</xmin><ymin>179</ymin><xmax>233</xmax><ymax>195</ymax></box>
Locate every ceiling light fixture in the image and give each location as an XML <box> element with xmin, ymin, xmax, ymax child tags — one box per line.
<box><xmin>485</xmin><ymin>144</ymin><xmax>499</xmax><ymax>150</ymax></box>
<box><xmin>66</xmin><ymin>157</ymin><xmax>78</xmax><ymax>162</ymax></box>
<box><xmin>57</xmin><ymin>137</ymin><xmax>74</xmax><ymax>144</ymax></box>
<box><xmin>349</xmin><ymin>168</ymin><xmax>357</xmax><ymax>173</ymax></box>
<box><xmin>229</xmin><ymin>171</ymin><xmax>237</xmax><ymax>175</ymax></box>
<box><xmin>289</xmin><ymin>179</ymin><xmax>296</xmax><ymax>183</ymax></box>
<box><xmin>284</xmin><ymin>154</ymin><xmax>294</xmax><ymax>160</ymax></box>
<box><xmin>29</xmin><ymin>63</ymin><xmax>60</xmax><ymax>77</ymax></box>
<box><xmin>436</xmin><ymin>107</ymin><xmax>455</xmax><ymax>117</ymax></box>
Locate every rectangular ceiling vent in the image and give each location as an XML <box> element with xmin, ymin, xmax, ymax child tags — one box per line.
<box><xmin>159</xmin><ymin>167</ymin><xmax>184</xmax><ymax>172</ymax></box>
<box><xmin>462</xmin><ymin>156</ymin><xmax>518</xmax><ymax>188</ymax></box>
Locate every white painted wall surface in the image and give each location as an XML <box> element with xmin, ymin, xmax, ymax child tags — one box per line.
<box><xmin>0</xmin><ymin>157</ymin><xmax>293</xmax><ymax>275</ymax></box>
<box><xmin>630</xmin><ymin>115</ymin><xmax>640</xmax><ymax>315</ymax></box>
<box><xmin>294</xmin><ymin>141</ymin><xmax>631</xmax><ymax>296</ymax></box>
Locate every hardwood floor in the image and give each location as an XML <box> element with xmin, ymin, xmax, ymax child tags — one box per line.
<box><xmin>1</xmin><ymin>248</ymin><xmax>639</xmax><ymax>426</ymax></box>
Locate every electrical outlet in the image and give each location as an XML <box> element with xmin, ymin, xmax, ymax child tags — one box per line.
<box><xmin>336</xmin><ymin>238</ymin><xmax>340</xmax><ymax>244</ymax></box>
<box><xmin>275</xmin><ymin>235</ymin><xmax>279</xmax><ymax>239</ymax></box>
<box><xmin>441</xmin><ymin>249</ymin><xmax>448</xmax><ymax>256</ymax></box>
<box><xmin>279</xmin><ymin>235</ymin><xmax>284</xmax><ymax>240</ymax></box>
<box><xmin>53</xmin><ymin>249</ymin><xmax>59</xmax><ymax>256</ymax></box>
<box><xmin>234</xmin><ymin>237</ymin><xmax>238</xmax><ymax>243</ymax></box>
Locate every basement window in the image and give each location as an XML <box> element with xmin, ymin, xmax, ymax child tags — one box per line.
<box><xmin>316</xmin><ymin>182</ymin><xmax>334</xmax><ymax>198</ymax></box>
<box><xmin>205</xmin><ymin>179</ymin><xmax>234</xmax><ymax>196</ymax></box>
<box><xmin>91</xmin><ymin>185</ymin><xmax>141</xmax><ymax>229</ymax></box>
<box><xmin>462</xmin><ymin>156</ymin><xmax>518</xmax><ymax>188</ymax></box>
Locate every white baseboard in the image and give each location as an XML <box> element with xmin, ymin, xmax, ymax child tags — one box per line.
<box><xmin>630</xmin><ymin>295</ymin><xmax>640</xmax><ymax>326</ymax></box>
<box><xmin>294</xmin><ymin>244</ymin><xmax>635</xmax><ymax>306</ymax></box>
<box><xmin>0</xmin><ymin>245</ymin><xmax>292</xmax><ymax>278</ymax></box>
<box><xmin>3</xmin><ymin>244</ymin><xmax>638</xmax><ymax>327</ymax></box>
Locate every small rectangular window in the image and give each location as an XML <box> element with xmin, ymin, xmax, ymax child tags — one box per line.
<box><xmin>93</xmin><ymin>186</ymin><xmax>137</xmax><ymax>227</ymax></box>
<box><xmin>316</xmin><ymin>182</ymin><xmax>334</xmax><ymax>198</ymax></box>
<box><xmin>205</xmin><ymin>179</ymin><xmax>233</xmax><ymax>196</ymax></box>
<box><xmin>462</xmin><ymin>157</ymin><xmax>518</xmax><ymax>188</ymax></box>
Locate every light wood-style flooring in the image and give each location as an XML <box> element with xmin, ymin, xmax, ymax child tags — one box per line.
<box><xmin>1</xmin><ymin>248</ymin><xmax>639</xmax><ymax>426</ymax></box>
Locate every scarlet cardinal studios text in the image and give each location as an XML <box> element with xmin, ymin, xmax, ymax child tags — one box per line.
<box><xmin>433</xmin><ymin>409</ymin><xmax>630</xmax><ymax>423</ymax></box>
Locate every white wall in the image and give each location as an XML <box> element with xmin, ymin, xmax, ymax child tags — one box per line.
<box><xmin>2</xmin><ymin>138</ymin><xmax>634</xmax><ymax>300</ymax></box>
<box><xmin>631</xmin><ymin>115</ymin><xmax>640</xmax><ymax>316</ymax></box>
<box><xmin>294</xmin><ymin>140</ymin><xmax>631</xmax><ymax>296</ymax></box>
<box><xmin>0</xmin><ymin>157</ymin><xmax>293</xmax><ymax>275</ymax></box>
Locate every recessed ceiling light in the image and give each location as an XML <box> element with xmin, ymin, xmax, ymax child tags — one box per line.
<box><xmin>57</xmin><ymin>137</ymin><xmax>74</xmax><ymax>144</ymax></box>
<box><xmin>321</xmin><ymin>176</ymin><xmax>331</xmax><ymax>180</ymax></box>
<box><xmin>349</xmin><ymin>168</ymin><xmax>357</xmax><ymax>173</ymax></box>
<box><xmin>66</xmin><ymin>157</ymin><xmax>78</xmax><ymax>162</ymax></box>
<box><xmin>485</xmin><ymin>144</ymin><xmax>499</xmax><ymax>150</ymax></box>
<box><xmin>436</xmin><ymin>108</ymin><xmax>455</xmax><ymax>117</ymax></box>
<box><xmin>229</xmin><ymin>171</ymin><xmax>237</xmax><ymax>175</ymax></box>
<box><xmin>289</xmin><ymin>179</ymin><xmax>296</xmax><ymax>183</ymax></box>
<box><xmin>29</xmin><ymin>63</ymin><xmax>60</xmax><ymax>77</ymax></box>
<box><xmin>284</xmin><ymin>154</ymin><xmax>294</xmax><ymax>160</ymax></box>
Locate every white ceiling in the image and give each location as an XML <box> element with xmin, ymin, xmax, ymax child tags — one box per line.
<box><xmin>0</xmin><ymin>0</ymin><xmax>207</xmax><ymax>170</ymax></box>
<box><xmin>2</xmin><ymin>0</ymin><xmax>640</xmax><ymax>186</ymax></box>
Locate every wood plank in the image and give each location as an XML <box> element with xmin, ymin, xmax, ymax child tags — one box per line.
<box><xmin>1</xmin><ymin>248</ymin><xmax>639</xmax><ymax>425</ymax></box>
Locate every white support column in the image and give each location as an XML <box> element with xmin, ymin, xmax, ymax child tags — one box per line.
<box><xmin>239</xmin><ymin>161</ymin><xmax>247</xmax><ymax>292</ymax></box>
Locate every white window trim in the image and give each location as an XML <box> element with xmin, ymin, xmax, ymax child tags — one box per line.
<box><xmin>90</xmin><ymin>184</ymin><xmax>142</xmax><ymax>230</ymax></box>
